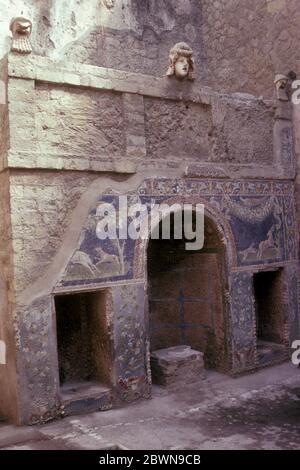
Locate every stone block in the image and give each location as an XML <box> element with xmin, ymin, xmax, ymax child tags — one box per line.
<box><xmin>150</xmin><ymin>345</ymin><xmax>205</xmax><ymax>386</ymax></box>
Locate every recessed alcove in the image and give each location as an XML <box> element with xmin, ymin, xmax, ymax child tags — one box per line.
<box><xmin>55</xmin><ymin>291</ymin><xmax>112</xmax><ymax>408</ymax></box>
<box><xmin>253</xmin><ymin>270</ymin><xmax>288</xmax><ymax>366</ymax></box>
<box><xmin>147</xmin><ymin>213</ymin><xmax>229</xmax><ymax>377</ymax></box>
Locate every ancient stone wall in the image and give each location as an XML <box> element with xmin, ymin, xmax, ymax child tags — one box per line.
<box><xmin>0</xmin><ymin>171</ymin><xmax>19</xmax><ymax>423</ymax></box>
<box><xmin>0</xmin><ymin>0</ymin><xmax>299</xmax><ymax>425</ymax></box>
<box><xmin>209</xmin><ymin>97</ymin><xmax>274</xmax><ymax>164</ymax></box>
<box><xmin>2</xmin><ymin>54</ymin><xmax>281</xmax><ymax>301</ymax></box>
<box><xmin>202</xmin><ymin>0</ymin><xmax>300</xmax><ymax>97</ymax></box>
<box><xmin>1</xmin><ymin>1</ymin><xmax>299</xmax><ymax>98</ymax></box>
<box><xmin>9</xmin><ymin>171</ymin><xmax>97</xmax><ymax>293</ymax></box>
<box><xmin>144</xmin><ymin>99</ymin><xmax>211</xmax><ymax>161</ymax></box>
<box><xmin>0</xmin><ymin>57</ymin><xmax>8</xmax><ymax>170</ymax></box>
<box><xmin>4</xmin><ymin>54</ymin><xmax>276</xmax><ymax>173</ymax></box>
<box><xmin>35</xmin><ymin>84</ymin><xmax>126</xmax><ymax>160</ymax></box>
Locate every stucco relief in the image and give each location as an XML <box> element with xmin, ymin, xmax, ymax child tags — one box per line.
<box><xmin>102</xmin><ymin>0</ymin><xmax>116</xmax><ymax>9</ymax></box>
<box><xmin>274</xmin><ymin>74</ymin><xmax>289</xmax><ymax>101</ymax></box>
<box><xmin>10</xmin><ymin>17</ymin><xmax>32</xmax><ymax>54</ymax></box>
<box><xmin>166</xmin><ymin>42</ymin><xmax>195</xmax><ymax>80</ymax></box>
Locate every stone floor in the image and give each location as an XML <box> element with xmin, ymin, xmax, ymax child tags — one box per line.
<box><xmin>0</xmin><ymin>362</ymin><xmax>299</xmax><ymax>450</ymax></box>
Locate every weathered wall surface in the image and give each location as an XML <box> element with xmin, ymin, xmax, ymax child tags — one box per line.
<box><xmin>144</xmin><ymin>99</ymin><xmax>211</xmax><ymax>161</ymax></box>
<box><xmin>202</xmin><ymin>0</ymin><xmax>300</xmax><ymax>97</ymax></box>
<box><xmin>0</xmin><ymin>56</ymin><xmax>8</xmax><ymax>171</ymax></box>
<box><xmin>0</xmin><ymin>0</ymin><xmax>203</xmax><ymax>79</ymax></box>
<box><xmin>35</xmin><ymin>84</ymin><xmax>126</xmax><ymax>159</ymax></box>
<box><xmin>61</xmin><ymin>0</ymin><xmax>203</xmax><ymax>79</ymax></box>
<box><xmin>1</xmin><ymin>1</ymin><xmax>300</xmax><ymax>97</ymax></box>
<box><xmin>0</xmin><ymin>171</ymin><xmax>19</xmax><ymax>423</ymax></box>
<box><xmin>5</xmin><ymin>54</ymin><xmax>276</xmax><ymax>171</ymax></box>
<box><xmin>9</xmin><ymin>171</ymin><xmax>98</xmax><ymax>293</ymax></box>
<box><xmin>210</xmin><ymin>98</ymin><xmax>274</xmax><ymax>164</ymax></box>
<box><xmin>144</xmin><ymin>96</ymin><xmax>274</xmax><ymax>164</ymax></box>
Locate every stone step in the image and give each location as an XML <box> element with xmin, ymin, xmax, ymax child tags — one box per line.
<box><xmin>151</xmin><ymin>345</ymin><xmax>206</xmax><ymax>386</ymax></box>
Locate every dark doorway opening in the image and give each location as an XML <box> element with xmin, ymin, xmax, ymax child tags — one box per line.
<box><xmin>55</xmin><ymin>291</ymin><xmax>112</xmax><ymax>402</ymax></box>
<box><xmin>253</xmin><ymin>270</ymin><xmax>287</xmax><ymax>366</ymax></box>
<box><xmin>147</xmin><ymin>214</ymin><xmax>228</xmax><ymax>375</ymax></box>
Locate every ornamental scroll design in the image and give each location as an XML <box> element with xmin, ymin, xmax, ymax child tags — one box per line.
<box><xmin>223</xmin><ymin>195</ymin><xmax>276</xmax><ymax>223</ymax></box>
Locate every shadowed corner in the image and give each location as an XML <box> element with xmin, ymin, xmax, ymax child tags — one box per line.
<box><xmin>0</xmin><ymin>340</ymin><xmax>6</xmax><ymax>365</ymax></box>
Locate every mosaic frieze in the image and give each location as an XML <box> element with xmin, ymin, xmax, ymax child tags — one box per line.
<box><xmin>58</xmin><ymin>179</ymin><xmax>296</xmax><ymax>288</ymax></box>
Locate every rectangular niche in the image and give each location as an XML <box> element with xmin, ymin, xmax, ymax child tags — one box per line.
<box><xmin>253</xmin><ymin>269</ymin><xmax>288</xmax><ymax>366</ymax></box>
<box><xmin>55</xmin><ymin>291</ymin><xmax>112</xmax><ymax>399</ymax></box>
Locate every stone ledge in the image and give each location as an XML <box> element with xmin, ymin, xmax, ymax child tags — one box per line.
<box><xmin>185</xmin><ymin>164</ymin><xmax>229</xmax><ymax>179</ymax></box>
<box><xmin>5</xmin><ymin>54</ymin><xmax>275</xmax><ymax>108</ymax></box>
<box><xmin>6</xmin><ymin>151</ymin><xmax>138</xmax><ymax>174</ymax></box>
<box><xmin>6</xmin><ymin>53</ymin><xmax>211</xmax><ymax>104</ymax></box>
<box><xmin>3</xmin><ymin>152</ymin><xmax>296</xmax><ymax>179</ymax></box>
<box><xmin>185</xmin><ymin>163</ymin><xmax>295</xmax><ymax>181</ymax></box>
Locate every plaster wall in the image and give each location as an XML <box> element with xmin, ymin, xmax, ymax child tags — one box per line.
<box><xmin>1</xmin><ymin>1</ymin><xmax>299</xmax><ymax>97</ymax></box>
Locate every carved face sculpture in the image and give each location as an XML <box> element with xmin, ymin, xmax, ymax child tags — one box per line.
<box><xmin>103</xmin><ymin>0</ymin><xmax>115</xmax><ymax>9</ymax></box>
<box><xmin>175</xmin><ymin>55</ymin><xmax>190</xmax><ymax>79</ymax></box>
<box><xmin>167</xmin><ymin>42</ymin><xmax>195</xmax><ymax>81</ymax></box>
<box><xmin>276</xmin><ymin>78</ymin><xmax>288</xmax><ymax>90</ymax></box>
<box><xmin>10</xmin><ymin>17</ymin><xmax>32</xmax><ymax>54</ymax></box>
<box><xmin>274</xmin><ymin>74</ymin><xmax>289</xmax><ymax>101</ymax></box>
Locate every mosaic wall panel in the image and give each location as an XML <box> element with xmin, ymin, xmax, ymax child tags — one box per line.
<box><xmin>58</xmin><ymin>179</ymin><xmax>297</xmax><ymax>289</ymax></box>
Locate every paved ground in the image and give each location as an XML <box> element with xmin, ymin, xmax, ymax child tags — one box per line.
<box><xmin>0</xmin><ymin>363</ymin><xmax>299</xmax><ymax>450</ymax></box>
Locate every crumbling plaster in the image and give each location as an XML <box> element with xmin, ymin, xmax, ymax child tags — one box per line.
<box><xmin>1</xmin><ymin>1</ymin><xmax>299</xmax><ymax>97</ymax></box>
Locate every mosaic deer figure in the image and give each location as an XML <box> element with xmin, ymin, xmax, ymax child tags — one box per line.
<box><xmin>258</xmin><ymin>229</ymin><xmax>275</xmax><ymax>259</ymax></box>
